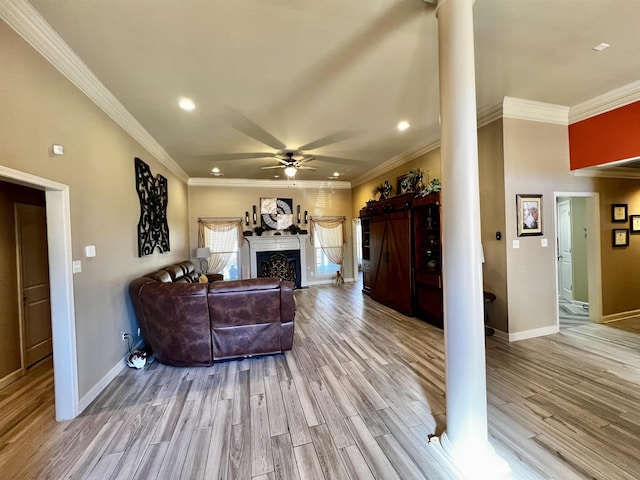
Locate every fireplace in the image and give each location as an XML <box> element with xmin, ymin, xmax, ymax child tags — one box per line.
<box><xmin>248</xmin><ymin>234</ymin><xmax>309</xmax><ymax>287</ymax></box>
<box><xmin>256</xmin><ymin>250</ymin><xmax>301</xmax><ymax>288</ymax></box>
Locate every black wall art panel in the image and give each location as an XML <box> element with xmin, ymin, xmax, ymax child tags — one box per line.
<box><xmin>135</xmin><ymin>157</ymin><xmax>170</xmax><ymax>256</ymax></box>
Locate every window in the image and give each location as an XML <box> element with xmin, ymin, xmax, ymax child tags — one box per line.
<box><xmin>311</xmin><ymin>217</ymin><xmax>345</xmax><ymax>278</ymax></box>
<box><xmin>315</xmin><ymin>244</ymin><xmax>340</xmax><ymax>276</ymax></box>
<box><xmin>199</xmin><ymin>219</ymin><xmax>242</xmax><ymax>280</ymax></box>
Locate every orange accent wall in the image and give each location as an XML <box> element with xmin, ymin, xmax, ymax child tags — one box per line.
<box><xmin>569</xmin><ymin>101</ymin><xmax>640</xmax><ymax>169</ymax></box>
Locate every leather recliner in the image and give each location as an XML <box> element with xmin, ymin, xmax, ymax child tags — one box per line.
<box><xmin>129</xmin><ymin>262</ymin><xmax>295</xmax><ymax>366</ymax></box>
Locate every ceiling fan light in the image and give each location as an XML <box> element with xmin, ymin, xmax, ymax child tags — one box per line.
<box><xmin>284</xmin><ymin>166</ymin><xmax>297</xmax><ymax>177</ymax></box>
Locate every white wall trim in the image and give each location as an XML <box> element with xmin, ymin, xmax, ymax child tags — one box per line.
<box><xmin>503</xmin><ymin>97</ymin><xmax>569</xmax><ymax>125</ymax></box>
<box><xmin>78</xmin><ymin>357</ymin><xmax>126</xmax><ymax>413</ymax></box>
<box><xmin>351</xmin><ymin>136</ymin><xmax>441</xmax><ymax>187</ymax></box>
<box><xmin>305</xmin><ymin>279</ymin><xmax>339</xmax><ymax>286</ymax></box>
<box><xmin>350</xmin><ymin>100</ymin><xmax>503</xmax><ymax>188</ymax></box>
<box><xmin>0</xmin><ymin>165</ymin><xmax>79</xmax><ymax>421</ymax></box>
<box><xmin>78</xmin><ymin>339</ymin><xmax>144</xmax><ymax>413</ymax></box>
<box><xmin>571</xmin><ymin>166</ymin><xmax>640</xmax><ymax>179</ymax></box>
<box><xmin>569</xmin><ymin>80</ymin><xmax>640</xmax><ymax>124</ymax></box>
<box><xmin>188</xmin><ymin>177</ymin><xmax>352</xmax><ymax>189</ymax></box>
<box><xmin>506</xmin><ymin>325</ymin><xmax>559</xmax><ymax>342</ymax></box>
<box><xmin>477</xmin><ymin>99</ymin><xmax>503</xmax><ymax>129</ymax></box>
<box><xmin>601</xmin><ymin>308</ymin><xmax>640</xmax><ymax>324</ymax></box>
<box><xmin>0</xmin><ymin>0</ymin><xmax>188</xmax><ymax>183</ymax></box>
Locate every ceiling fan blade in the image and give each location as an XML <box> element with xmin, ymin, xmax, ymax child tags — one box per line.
<box><xmin>225</xmin><ymin>109</ymin><xmax>287</xmax><ymax>150</ymax></box>
<box><xmin>297</xmin><ymin>166</ymin><xmax>317</xmax><ymax>171</ymax></box>
<box><xmin>202</xmin><ymin>152</ymin><xmax>275</xmax><ymax>161</ymax></box>
<box><xmin>297</xmin><ymin>130</ymin><xmax>360</xmax><ymax>151</ymax></box>
<box><xmin>260</xmin><ymin>165</ymin><xmax>286</xmax><ymax>170</ymax></box>
<box><xmin>311</xmin><ymin>154</ymin><xmax>365</xmax><ymax>165</ymax></box>
<box><xmin>295</xmin><ymin>156</ymin><xmax>315</xmax><ymax>165</ymax></box>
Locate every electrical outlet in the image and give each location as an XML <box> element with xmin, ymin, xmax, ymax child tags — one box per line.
<box><xmin>121</xmin><ymin>331</ymin><xmax>127</xmax><ymax>342</ymax></box>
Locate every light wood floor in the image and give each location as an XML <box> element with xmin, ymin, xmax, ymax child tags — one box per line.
<box><xmin>2</xmin><ymin>282</ymin><xmax>640</xmax><ymax>479</ymax></box>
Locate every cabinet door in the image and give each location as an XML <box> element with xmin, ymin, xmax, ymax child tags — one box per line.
<box><xmin>369</xmin><ymin>218</ymin><xmax>387</xmax><ymax>301</ymax></box>
<box><xmin>384</xmin><ymin>212</ymin><xmax>412</xmax><ymax>315</ymax></box>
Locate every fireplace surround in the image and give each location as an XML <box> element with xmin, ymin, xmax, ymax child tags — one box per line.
<box><xmin>248</xmin><ymin>234</ymin><xmax>309</xmax><ymax>287</ymax></box>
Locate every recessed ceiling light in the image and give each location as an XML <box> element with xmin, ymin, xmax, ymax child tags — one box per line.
<box><xmin>592</xmin><ymin>43</ymin><xmax>610</xmax><ymax>52</ymax></box>
<box><xmin>397</xmin><ymin>120</ymin><xmax>410</xmax><ymax>132</ymax></box>
<box><xmin>273</xmin><ymin>174</ymin><xmax>280</xmax><ymax>178</ymax></box>
<box><xmin>211</xmin><ymin>167</ymin><xmax>220</xmax><ymax>173</ymax></box>
<box><xmin>333</xmin><ymin>172</ymin><xmax>340</xmax><ymax>177</ymax></box>
<box><xmin>179</xmin><ymin>97</ymin><xmax>196</xmax><ymax>111</ymax></box>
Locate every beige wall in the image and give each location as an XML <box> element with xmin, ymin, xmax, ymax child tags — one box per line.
<box><xmin>502</xmin><ymin>117</ymin><xmax>595</xmax><ymax>334</ymax></box>
<box><xmin>477</xmin><ymin>120</ymin><xmax>509</xmax><ymax>331</ymax></box>
<box><xmin>1</xmin><ymin>22</ymin><xmax>189</xmax><ymax>397</ymax></box>
<box><xmin>351</xmin><ymin>150</ymin><xmax>442</xmax><ymax>218</ymax></box>
<box><xmin>593</xmin><ymin>177</ymin><xmax>640</xmax><ymax>315</ymax></box>
<box><xmin>189</xmin><ymin>183</ymin><xmax>354</xmax><ymax>281</ymax></box>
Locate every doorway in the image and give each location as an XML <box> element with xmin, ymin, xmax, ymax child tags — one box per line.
<box><xmin>15</xmin><ymin>203</ymin><xmax>53</xmax><ymax>369</ymax></box>
<box><xmin>554</xmin><ymin>193</ymin><xmax>601</xmax><ymax>329</ymax></box>
<box><xmin>0</xmin><ymin>165</ymin><xmax>78</xmax><ymax>421</ymax></box>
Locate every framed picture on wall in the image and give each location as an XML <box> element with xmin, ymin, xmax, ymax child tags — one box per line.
<box><xmin>613</xmin><ymin>228</ymin><xmax>630</xmax><ymax>247</ymax></box>
<box><xmin>631</xmin><ymin>215</ymin><xmax>640</xmax><ymax>233</ymax></box>
<box><xmin>612</xmin><ymin>204</ymin><xmax>628</xmax><ymax>223</ymax></box>
<box><xmin>516</xmin><ymin>194</ymin><xmax>543</xmax><ymax>236</ymax></box>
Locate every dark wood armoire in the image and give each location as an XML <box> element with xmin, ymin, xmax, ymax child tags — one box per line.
<box><xmin>359</xmin><ymin>192</ymin><xmax>443</xmax><ymax>327</ymax></box>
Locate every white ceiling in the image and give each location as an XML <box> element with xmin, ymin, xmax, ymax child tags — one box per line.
<box><xmin>20</xmin><ymin>0</ymin><xmax>640</xmax><ymax>182</ymax></box>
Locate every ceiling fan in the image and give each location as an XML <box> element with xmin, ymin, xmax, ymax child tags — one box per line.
<box><xmin>260</xmin><ymin>151</ymin><xmax>317</xmax><ymax>177</ymax></box>
<box><xmin>204</xmin><ymin>110</ymin><xmax>364</xmax><ymax>177</ymax></box>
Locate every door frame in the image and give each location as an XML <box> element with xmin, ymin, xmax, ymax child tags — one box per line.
<box><xmin>352</xmin><ymin>218</ymin><xmax>361</xmax><ymax>281</ymax></box>
<box><xmin>1</xmin><ymin>165</ymin><xmax>78</xmax><ymax>421</ymax></box>
<box><xmin>553</xmin><ymin>192</ymin><xmax>602</xmax><ymax>327</ymax></box>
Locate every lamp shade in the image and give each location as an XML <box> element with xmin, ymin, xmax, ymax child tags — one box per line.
<box><xmin>196</xmin><ymin>247</ymin><xmax>211</xmax><ymax>259</ymax></box>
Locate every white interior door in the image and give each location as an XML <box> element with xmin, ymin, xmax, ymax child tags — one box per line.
<box><xmin>558</xmin><ymin>200</ymin><xmax>573</xmax><ymax>302</ymax></box>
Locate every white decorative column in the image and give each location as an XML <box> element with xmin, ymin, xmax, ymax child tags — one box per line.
<box><xmin>429</xmin><ymin>0</ymin><xmax>510</xmax><ymax>477</ymax></box>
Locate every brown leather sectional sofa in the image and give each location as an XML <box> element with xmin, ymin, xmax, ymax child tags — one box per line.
<box><xmin>129</xmin><ymin>261</ymin><xmax>295</xmax><ymax>366</ymax></box>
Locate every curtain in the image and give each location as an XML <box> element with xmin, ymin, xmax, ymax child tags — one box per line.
<box><xmin>310</xmin><ymin>216</ymin><xmax>345</xmax><ymax>273</ymax></box>
<box><xmin>197</xmin><ymin>218</ymin><xmax>243</xmax><ymax>274</ymax></box>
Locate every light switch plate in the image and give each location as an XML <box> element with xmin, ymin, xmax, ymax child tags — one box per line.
<box><xmin>513</xmin><ymin>240</ymin><xmax>520</xmax><ymax>249</ymax></box>
<box><xmin>85</xmin><ymin>245</ymin><xmax>96</xmax><ymax>257</ymax></box>
<box><xmin>72</xmin><ymin>260</ymin><xmax>82</xmax><ymax>274</ymax></box>
<box><xmin>541</xmin><ymin>238</ymin><xmax>548</xmax><ymax>247</ymax></box>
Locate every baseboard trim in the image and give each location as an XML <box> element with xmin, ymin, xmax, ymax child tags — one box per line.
<box><xmin>0</xmin><ymin>368</ymin><xmax>25</xmax><ymax>391</ymax></box>
<box><xmin>78</xmin><ymin>342</ymin><xmax>142</xmax><ymax>413</ymax></box>
<box><xmin>306</xmin><ymin>279</ymin><xmax>337</xmax><ymax>286</ymax></box>
<box><xmin>506</xmin><ymin>325</ymin><xmax>559</xmax><ymax>342</ymax></box>
<box><xmin>601</xmin><ymin>308</ymin><xmax>640</xmax><ymax>324</ymax></box>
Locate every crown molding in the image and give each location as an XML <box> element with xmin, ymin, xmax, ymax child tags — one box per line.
<box><xmin>477</xmin><ymin>99</ymin><xmax>503</xmax><ymax>129</ymax></box>
<box><xmin>569</xmin><ymin>81</ymin><xmax>640</xmax><ymax>124</ymax></box>
<box><xmin>188</xmin><ymin>177</ymin><xmax>352</xmax><ymax>189</ymax></box>
<box><xmin>503</xmin><ymin>97</ymin><xmax>569</xmax><ymax>125</ymax></box>
<box><xmin>350</xmin><ymin>136</ymin><xmax>441</xmax><ymax>188</ymax></box>
<box><xmin>351</xmin><ymin>101</ymin><xmax>504</xmax><ymax>188</ymax></box>
<box><xmin>572</xmin><ymin>166</ymin><xmax>640</xmax><ymax>179</ymax></box>
<box><xmin>0</xmin><ymin>0</ymin><xmax>189</xmax><ymax>183</ymax></box>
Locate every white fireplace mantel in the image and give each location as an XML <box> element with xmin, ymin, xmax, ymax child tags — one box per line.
<box><xmin>247</xmin><ymin>234</ymin><xmax>309</xmax><ymax>287</ymax></box>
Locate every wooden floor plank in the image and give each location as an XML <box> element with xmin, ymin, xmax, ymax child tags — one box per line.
<box><xmin>3</xmin><ymin>282</ymin><xmax>640</xmax><ymax>479</ymax></box>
